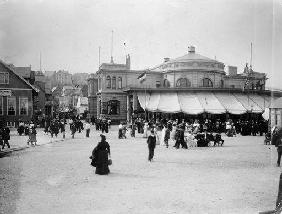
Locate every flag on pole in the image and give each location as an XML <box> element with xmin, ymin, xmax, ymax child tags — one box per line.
<box><xmin>137</xmin><ymin>71</ymin><xmax>147</xmax><ymax>84</ymax></box>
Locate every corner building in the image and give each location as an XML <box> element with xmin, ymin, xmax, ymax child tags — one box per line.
<box><xmin>88</xmin><ymin>47</ymin><xmax>279</xmax><ymax>123</ymax></box>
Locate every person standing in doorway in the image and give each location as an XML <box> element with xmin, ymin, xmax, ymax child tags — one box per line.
<box><xmin>147</xmin><ymin>130</ymin><xmax>156</xmax><ymax>162</ymax></box>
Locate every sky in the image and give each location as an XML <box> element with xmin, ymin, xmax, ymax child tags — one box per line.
<box><xmin>0</xmin><ymin>0</ymin><xmax>281</xmax><ymax>88</ymax></box>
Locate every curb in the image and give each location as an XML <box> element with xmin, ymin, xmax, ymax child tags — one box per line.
<box><xmin>0</xmin><ymin>138</ymin><xmax>66</xmax><ymax>158</ymax></box>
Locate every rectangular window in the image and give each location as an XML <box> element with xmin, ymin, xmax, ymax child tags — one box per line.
<box><xmin>19</xmin><ymin>97</ymin><xmax>28</xmax><ymax>115</ymax></box>
<box><xmin>7</xmin><ymin>96</ymin><xmax>16</xmax><ymax>115</ymax></box>
<box><xmin>0</xmin><ymin>96</ymin><xmax>3</xmax><ymax>115</ymax></box>
<box><xmin>0</xmin><ymin>72</ymin><xmax>9</xmax><ymax>84</ymax></box>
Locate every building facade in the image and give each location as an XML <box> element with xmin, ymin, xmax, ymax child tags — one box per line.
<box><xmin>0</xmin><ymin>60</ymin><xmax>38</xmax><ymax>127</ymax></box>
<box><xmin>88</xmin><ymin>47</ymin><xmax>275</xmax><ymax>123</ymax></box>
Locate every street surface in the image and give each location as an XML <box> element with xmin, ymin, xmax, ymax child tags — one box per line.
<box><xmin>0</xmin><ymin>126</ymin><xmax>280</xmax><ymax>214</ymax></box>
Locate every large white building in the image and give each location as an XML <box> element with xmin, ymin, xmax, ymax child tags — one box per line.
<box><xmin>88</xmin><ymin>46</ymin><xmax>279</xmax><ymax>123</ymax></box>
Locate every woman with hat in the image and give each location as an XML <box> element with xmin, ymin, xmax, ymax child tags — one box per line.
<box><xmin>90</xmin><ymin>134</ymin><xmax>111</xmax><ymax>175</ymax></box>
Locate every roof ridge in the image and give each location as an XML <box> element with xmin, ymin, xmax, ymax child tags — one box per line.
<box><xmin>0</xmin><ymin>59</ymin><xmax>39</xmax><ymax>93</ymax></box>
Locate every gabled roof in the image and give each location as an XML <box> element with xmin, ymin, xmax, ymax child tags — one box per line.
<box><xmin>0</xmin><ymin>59</ymin><xmax>39</xmax><ymax>93</ymax></box>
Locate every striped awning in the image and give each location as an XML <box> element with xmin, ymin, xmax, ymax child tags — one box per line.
<box><xmin>137</xmin><ymin>92</ymin><xmax>268</xmax><ymax>114</ymax></box>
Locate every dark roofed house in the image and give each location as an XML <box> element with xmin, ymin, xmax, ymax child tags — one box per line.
<box><xmin>0</xmin><ymin>60</ymin><xmax>38</xmax><ymax>127</ymax></box>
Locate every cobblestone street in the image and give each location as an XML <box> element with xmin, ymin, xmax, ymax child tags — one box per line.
<box><xmin>0</xmin><ymin>126</ymin><xmax>280</xmax><ymax>214</ymax></box>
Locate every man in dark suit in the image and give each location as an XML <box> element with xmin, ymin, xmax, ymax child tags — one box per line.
<box><xmin>275</xmin><ymin>127</ymin><xmax>282</xmax><ymax>167</ymax></box>
<box><xmin>147</xmin><ymin>130</ymin><xmax>156</xmax><ymax>162</ymax></box>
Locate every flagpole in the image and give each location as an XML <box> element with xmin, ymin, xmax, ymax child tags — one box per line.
<box><xmin>145</xmin><ymin>84</ymin><xmax>147</xmax><ymax>121</ymax></box>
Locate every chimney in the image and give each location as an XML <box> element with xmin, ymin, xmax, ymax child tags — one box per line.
<box><xmin>228</xmin><ymin>66</ymin><xmax>237</xmax><ymax>76</ymax></box>
<box><xmin>188</xmin><ymin>46</ymin><xmax>195</xmax><ymax>53</ymax></box>
<box><xmin>126</xmin><ymin>54</ymin><xmax>131</xmax><ymax>70</ymax></box>
<box><xmin>164</xmin><ymin>57</ymin><xmax>170</xmax><ymax>63</ymax></box>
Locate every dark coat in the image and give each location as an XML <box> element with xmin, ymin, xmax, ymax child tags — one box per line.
<box><xmin>91</xmin><ymin>140</ymin><xmax>110</xmax><ymax>175</ymax></box>
<box><xmin>275</xmin><ymin>128</ymin><xmax>282</xmax><ymax>152</ymax></box>
<box><xmin>147</xmin><ymin>135</ymin><xmax>156</xmax><ymax>149</ymax></box>
<box><xmin>2</xmin><ymin>128</ymin><xmax>10</xmax><ymax>141</ymax></box>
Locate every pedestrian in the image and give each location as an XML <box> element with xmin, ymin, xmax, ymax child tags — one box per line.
<box><xmin>90</xmin><ymin>134</ymin><xmax>111</xmax><ymax>175</ymax></box>
<box><xmin>17</xmin><ymin>121</ymin><xmax>25</xmax><ymax>136</ymax></box>
<box><xmin>70</xmin><ymin>123</ymin><xmax>76</xmax><ymax>139</ymax></box>
<box><xmin>147</xmin><ymin>129</ymin><xmax>156</xmax><ymax>162</ymax></box>
<box><xmin>118</xmin><ymin>122</ymin><xmax>123</xmax><ymax>139</ymax></box>
<box><xmin>85</xmin><ymin>121</ymin><xmax>91</xmax><ymax>138</ymax></box>
<box><xmin>275</xmin><ymin>127</ymin><xmax>282</xmax><ymax>167</ymax></box>
<box><xmin>131</xmin><ymin>123</ymin><xmax>136</xmax><ymax>137</ymax></box>
<box><xmin>60</xmin><ymin>120</ymin><xmax>66</xmax><ymax>139</ymax></box>
<box><xmin>1</xmin><ymin>126</ymin><xmax>10</xmax><ymax>149</ymax></box>
<box><xmin>122</xmin><ymin>122</ymin><xmax>127</xmax><ymax>139</ymax></box>
<box><xmin>28</xmin><ymin>125</ymin><xmax>37</xmax><ymax>146</ymax></box>
<box><xmin>164</xmin><ymin>125</ymin><xmax>170</xmax><ymax>148</ymax></box>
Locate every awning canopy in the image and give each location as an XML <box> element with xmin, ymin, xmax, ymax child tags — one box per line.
<box><xmin>146</xmin><ymin>93</ymin><xmax>160</xmax><ymax>112</ymax></box>
<box><xmin>215</xmin><ymin>93</ymin><xmax>247</xmax><ymax>115</ymax></box>
<box><xmin>158</xmin><ymin>92</ymin><xmax>181</xmax><ymax>113</ymax></box>
<box><xmin>249</xmin><ymin>94</ymin><xmax>270</xmax><ymax>109</ymax></box>
<box><xmin>196</xmin><ymin>92</ymin><xmax>226</xmax><ymax>114</ymax></box>
<box><xmin>137</xmin><ymin>92</ymin><xmax>150</xmax><ymax>110</ymax></box>
<box><xmin>233</xmin><ymin>93</ymin><xmax>263</xmax><ymax>113</ymax></box>
<box><xmin>178</xmin><ymin>92</ymin><xmax>204</xmax><ymax>114</ymax></box>
<box><xmin>137</xmin><ymin>91</ymin><xmax>266</xmax><ymax>114</ymax></box>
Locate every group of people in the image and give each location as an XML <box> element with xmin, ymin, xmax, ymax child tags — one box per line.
<box><xmin>18</xmin><ymin>121</ymin><xmax>37</xmax><ymax>146</ymax></box>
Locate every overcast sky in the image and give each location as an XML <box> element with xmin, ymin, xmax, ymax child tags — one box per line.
<box><xmin>0</xmin><ymin>0</ymin><xmax>281</xmax><ymax>88</ymax></box>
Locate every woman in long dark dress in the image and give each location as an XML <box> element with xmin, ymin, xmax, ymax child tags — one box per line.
<box><xmin>91</xmin><ymin>134</ymin><xmax>111</xmax><ymax>175</ymax></box>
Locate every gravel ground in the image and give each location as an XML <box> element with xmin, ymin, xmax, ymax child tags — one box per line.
<box><xmin>0</xmin><ymin>127</ymin><xmax>281</xmax><ymax>214</ymax></box>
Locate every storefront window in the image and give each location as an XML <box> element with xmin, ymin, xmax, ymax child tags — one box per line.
<box><xmin>107</xmin><ymin>100</ymin><xmax>120</xmax><ymax>115</ymax></box>
<box><xmin>106</xmin><ymin>76</ymin><xmax>111</xmax><ymax>88</ymax></box>
<box><xmin>0</xmin><ymin>96</ymin><xmax>3</xmax><ymax>115</ymax></box>
<box><xmin>112</xmin><ymin>76</ymin><xmax>116</xmax><ymax>89</ymax></box>
<box><xmin>7</xmin><ymin>97</ymin><xmax>16</xmax><ymax>115</ymax></box>
<box><xmin>118</xmin><ymin>77</ymin><xmax>122</xmax><ymax>89</ymax></box>
<box><xmin>19</xmin><ymin>97</ymin><xmax>28</xmax><ymax>115</ymax></box>
<box><xmin>202</xmin><ymin>78</ymin><xmax>213</xmax><ymax>87</ymax></box>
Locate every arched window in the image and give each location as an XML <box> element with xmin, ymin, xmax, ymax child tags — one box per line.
<box><xmin>163</xmin><ymin>79</ymin><xmax>170</xmax><ymax>88</ymax></box>
<box><xmin>118</xmin><ymin>77</ymin><xmax>122</xmax><ymax>89</ymax></box>
<box><xmin>112</xmin><ymin>76</ymin><xmax>116</xmax><ymax>89</ymax></box>
<box><xmin>106</xmin><ymin>76</ymin><xmax>111</xmax><ymax>88</ymax></box>
<box><xmin>176</xmin><ymin>78</ymin><xmax>191</xmax><ymax>87</ymax></box>
<box><xmin>107</xmin><ymin>100</ymin><xmax>120</xmax><ymax>115</ymax></box>
<box><xmin>202</xmin><ymin>78</ymin><xmax>213</xmax><ymax>87</ymax></box>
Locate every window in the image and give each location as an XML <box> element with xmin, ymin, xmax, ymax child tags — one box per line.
<box><xmin>7</xmin><ymin>97</ymin><xmax>16</xmax><ymax>115</ymax></box>
<box><xmin>176</xmin><ymin>78</ymin><xmax>191</xmax><ymax>87</ymax></box>
<box><xmin>112</xmin><ymin>76</ymin><xmax>116</xmax><ymax>89</ymax></box>
<box><xmin>0</xmin><ymin>96</ymin><xmax>3</xmax><ymax>115</ymax></box>
<box><xmin>0</xmin><ymin>72</ymin><xmax>9</xmax><ymax>84</ymax></box>
<box><xmin>107</xmin><ymin>100</ymin><xmax>120</xmax><ymax>115</ymax></box>
<box><xmin>163</xmin><ymin>79</ymin><xmax>170</xmax><ymax>88</ymax></box>
<box><xmin>19</xmin><ymin>97</ymin><xmax>28</xmax><ymax>115</ymax></box>
<box><xmin>118</xmin><ymin>77</ymin><xmax>122</xmax><ymax>89</ymax></box>
<box><xmin>106</xmin><ymin>76</ymin><xmax>111</xmax><ymax>88</ymax></box>
<box><xmin>202</xmin><ymin>78</ymin><xmax>213</xmax><ymax>87</ymax></box>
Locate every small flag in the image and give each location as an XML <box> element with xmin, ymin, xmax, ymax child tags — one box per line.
<box><xmin>137</xmin><ymin>71</ymin><xmax>147</xmax><ymax>84</ymax></box>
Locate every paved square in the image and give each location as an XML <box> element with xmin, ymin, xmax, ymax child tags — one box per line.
<box><xmin>0</xmin><ymin>127</ymin><xmax>280</xmax><ymax>214</ymax></box>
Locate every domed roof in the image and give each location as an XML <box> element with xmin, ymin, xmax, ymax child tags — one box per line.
<box><xmin>151</xmin><ymin>46</ymin><xmax>225</xmax><ymax>72</ymax></box>
<box><xmin>170</xmin><ymin>52</ymin><xmax>218</xmax><ymax>63</ymax></box>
